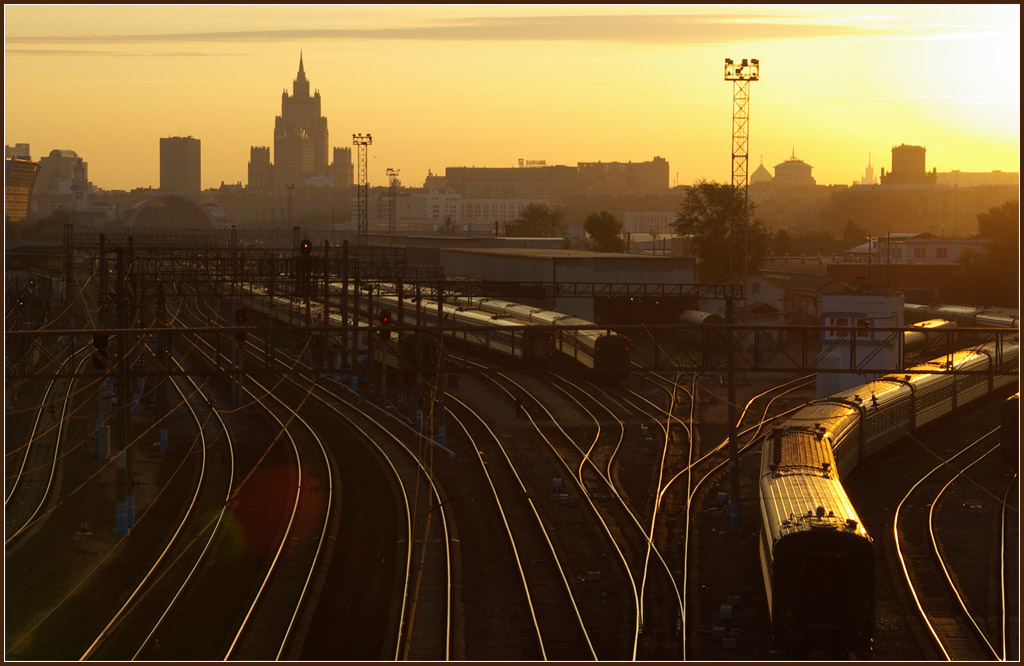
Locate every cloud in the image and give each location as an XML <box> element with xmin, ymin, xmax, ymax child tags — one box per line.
<box><xmin>4</xmin><ymin>13</ymin><xmax>874</xmax><ymax>48</ymax></box>
<box><xmin>4</xmin><ymin>48</ymin><xmax>230</xmax><ymax>57</ymax></box>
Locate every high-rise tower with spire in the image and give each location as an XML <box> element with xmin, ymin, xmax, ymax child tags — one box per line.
<box><xmin>273</xmin><ymin>52</ymin><xmax>329</xmax><ymax>189</ymax></box>
<box><xmin>860</xmin><ymin>153</ymin><xmax>876</xmax><ymax>185</ymax></box>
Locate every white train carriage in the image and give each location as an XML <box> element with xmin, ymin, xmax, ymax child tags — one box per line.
<box><xmin>376</xmin><ymin>292</ymin><xmax>554</xmax><ymax>364</ymax></box>
<box><xmin>903</xmin><ymin>318</ymin><xmax>956</xmax><ymax>354</ymax></box>
<box><xmin>901</xmin><ymin>341</ymin><xmax>1019</xmax><ymax>429</ymax></box>
<box><xmin>449</xmin><ymin>293</ymin><xmax>631</xmax><ymax>378</ymax></box>
<box><xmin>830</xmin><ymin>378</ymin><xmax>914</xmax><ymax>464</ymax></box>
<box><xmin>975</xmin><ymin>311</ymin><xmax>1018</xmax><ymax>329</ymax></box>
<box><xmin>321</xmin><ymin>282</ymin><xmax>556</xmax><ymax>364</ymax></box>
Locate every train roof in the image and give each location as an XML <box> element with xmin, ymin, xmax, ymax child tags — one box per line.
<box><xmin>760</xmin><ymin>435</ymin><xmax>868</xmax><ymax>543</ymax></box>
<box><xmin>765</xmin><ymin>428</ymin><xmax>834</xmax><ymax>471</ymax></box>
<box><xmin>830</xmin><ymin>377</ymin><xmax>907</xmax><ymax>406</ymax></box>
<box><xmin>911</xmin><ymin>318</ymin><xmax>956</xmax><ymax>329</ymax></box>
<box><xmin>774</xmin><ymin>400</ymin><xmax>859</xmax><ymax>435</ymax></box>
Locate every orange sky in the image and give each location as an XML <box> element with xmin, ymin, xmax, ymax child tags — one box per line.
<box><xmin>4</xmin><ymin>4</ymin><xmax>1020</xmax><ymax>191</ymax></box>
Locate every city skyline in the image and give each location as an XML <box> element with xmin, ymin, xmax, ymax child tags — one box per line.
<box><xmin>4</xmin><ymin>4</ymin><xmax>1020</xmax><ymax>192</ymax></box>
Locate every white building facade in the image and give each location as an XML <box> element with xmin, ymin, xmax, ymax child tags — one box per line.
<box><xmin>817</xmin><ymin>290</ymin><xmax>904</xmax><ymax>398</ymax></box>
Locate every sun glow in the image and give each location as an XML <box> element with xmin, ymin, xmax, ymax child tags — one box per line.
<box><xmin>4</xmin><ymin>4</ymin><xmax>1018</xmax><ymax>190</ymax></box>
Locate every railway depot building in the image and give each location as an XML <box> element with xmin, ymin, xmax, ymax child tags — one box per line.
<box><xmin>432</xmin><ymin>247</ymin><xmax>696</xmax><ymax>324</ymax></box>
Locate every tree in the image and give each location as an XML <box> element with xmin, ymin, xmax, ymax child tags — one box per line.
<box><xmin>842</xmin><ymin>219</ymin><xmax>868</xmax><ymax>242</ymax></box>
<box><xmin>5</xmin><ymin>209</ymin><xmax>70</xmax><ymax>243</ymax></box>
<box><xmin>671</xmin><ymin>179</ymin><xmax>771</xmax><ymax>281</ymax></box>
<box><xmin>773</xmin><ymin>228</ymin><xmax>793</xmax><ymax>256</ymax></box>
<box><xmin>976</xmin><ymin>199</ymin><xmax>1018</xmax><ymax>244</ymax></box>
<box><xmin>511</xmin><ymin>203</ymin><xmax>566</xmax><ymax>238</ymax></box>
<box><xmin>948</xmin><ymin>199</ymin><xmax>1020</xmax><ymax>307</ymax></box>
<box><xmin>584</xmin><ymin>210</ymin><xmax>625</xmax><ymax>252</ymax></box>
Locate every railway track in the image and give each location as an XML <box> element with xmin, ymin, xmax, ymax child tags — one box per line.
<box><xmin>194</xmin><ymin>289</ymin><xmax>453</xmax><ymax>659</ymax></box>
<box><xmin>81</xmin><ymin>346</ymin><xmax>236</xmax><ymax>660</ymax></box>
<box><xmin>446</xmin><ymin>389</ymin><xmax>595</xmax><ymax>660</ymax></box>
<box><xmin>495</xmin><ymin>369</ymin><xmax>688</xmax><ymax>659</ymax></box>
<box><xmin>894</xmin><ymin>427</ymin><xmax>1004</xmax><ymax>660</ymax></box>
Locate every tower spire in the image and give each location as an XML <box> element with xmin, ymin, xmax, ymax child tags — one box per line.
<box><xmin>298</xmin><ymin>51</ymin><xmax>306</xmax><ymax>81</ymax></box>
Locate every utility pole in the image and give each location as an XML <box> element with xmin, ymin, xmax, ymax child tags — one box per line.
<box><xmin>435</xmin><ymin>277</ymin><xmax>446</xmax><ymax>452</ymax></box>
<box><xmin>386</xmin><ymin>167</ymin><xmax>399</xmax><ymax>234</ymax></box>
<box><xmin>322</xmin><ymin>239</ymin><xmax>330</xmax><ymax>374</ymax></box>
<box><xmin>114</xmin><ymin>247</ymin><xmax>134</xmax><ymax>536</ymax></box>
<box><xmin>351</xmin><ymin>276</ymin><xmax>361</xmax><ymax>393</ymax></box>
<box><xmin>99</xmin><ymin>234</ymin><xmax>108</xmax><ymax>329</ymax></box>
<box><xmin>341</xmin><ymin>240</ymin><xmax>349</xmax><ymax>376</ymax></box>
<box><xmin>725</xmin><ymin>293</ymin><xmax>740</xmax><ymax>532</ymax></box>
<box><xmin>353</xmin><ymin>133</ymin><xmax>373</xmax><ymax>245</ymax></box>
<box><xmin>156</xmin><ymin>279</ymin><xmax>169</xmax><ymax>453</ymax></box>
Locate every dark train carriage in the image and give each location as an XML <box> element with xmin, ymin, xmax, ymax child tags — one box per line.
<box><xmin>770</xmin><ymin>527</ymin><xmax>875</xmax><ymax>655</ymax></box>
<box><xmin>593</xmin><ymin>333</ymin><xmax>631</xmax><ymax>382</ymax></box>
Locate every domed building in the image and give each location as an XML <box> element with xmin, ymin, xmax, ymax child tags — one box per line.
<box><xmin>121</xmin><ymin>194</ymin><xmax>217</xmax><ymax>230</ymax></box>
<box><xmin>772</xmin><ymin>149</ymin><xmax>816</xmax><ymax>187</ymax></box>
<box><xmin>750</xmin><ymin>157</ymin><xmax>773</xmax><ymax>185</ymax></box>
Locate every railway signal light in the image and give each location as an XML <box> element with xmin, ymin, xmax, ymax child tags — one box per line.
<box><xmin>300</xmin><ymin>239</ymin><xmax>312</xmax><ymax>256</ymax></box>
<box><xmin>234</xmin><ymin>308</ymin><xmax>247</xmax><ymax>342</ymax></box>
<box><xmin>379</xmin><ymin>308</ymin><xmax>392</xmax><ymax>340</ymax></box>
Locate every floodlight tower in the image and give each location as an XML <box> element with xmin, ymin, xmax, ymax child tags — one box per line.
<box><xmin>353</xmin><ymin>133</ymin><xmax>373</xmax><ymax>244</ymax></box>
<box><xmin>724</xmin><ymin>57</ymin><xmax>759</xmax><ymax>282</ymax></box>
<box><xmin>386</xmin><ymin>167</ymin><xmax>400</xmax><ymax>234</ymax></box>
<box><xmin>723</xmin><ymin>57</ymin><xmax>758</xmax><ymax>534</ymax></box>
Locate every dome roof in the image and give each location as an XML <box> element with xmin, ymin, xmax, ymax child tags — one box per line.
<box><xmin>750</xmin><ymin>162</ymin><xmax>773</xmax><ymax>184</ymax></box>
<box><xmin>123</xmin><ymin>194</ymin><xmax>215</xmax><ymax>230</ymax></box>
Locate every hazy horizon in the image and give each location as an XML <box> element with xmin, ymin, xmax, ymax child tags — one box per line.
<box><xmin>4</xmin><ymin>4</ymin><xmax>1020</xmax><ymax>191</ymax></box>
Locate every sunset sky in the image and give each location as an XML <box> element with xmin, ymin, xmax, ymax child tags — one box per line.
<box><xmin>4</xmin><ymin>4</ymin><xmax>1020</xmax><ymax>192</ymax></box>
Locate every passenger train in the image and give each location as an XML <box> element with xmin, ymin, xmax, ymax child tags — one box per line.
<box><xmin>902</xmin><ymin>318</ymin><xmax>956</xmax><ymax>356</ymax></box>
<box><xmin>759</xmin><ymin>338</ymin><xmax>1019</xmax><ymax>655</ymax></box>
<box><xmin>242</xmin><ymin>282</ymin><xmax>631</xmax><ymax>381</ymax></box>
<box><xmin>905</xmin><ymin>303</ymin><xmax>1019</xmax><ymax>331</ymax></box>
<box><xmin>426</xmin><ymin>292</ymin><xmax>632</xmax><ymax>381</ymax></box>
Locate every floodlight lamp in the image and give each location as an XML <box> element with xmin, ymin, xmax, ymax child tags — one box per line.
<box><xmin>725</xmin><ymin>58</ymin><xmax>733</xmax><ymax>64</ymax></box>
